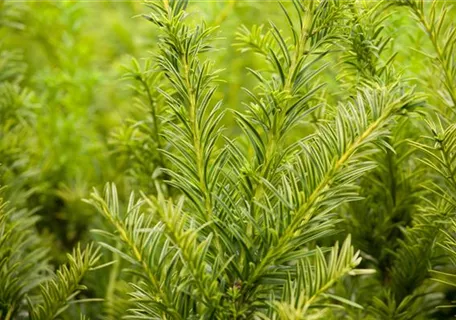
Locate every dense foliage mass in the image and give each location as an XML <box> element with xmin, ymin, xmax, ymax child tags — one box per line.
<box><xmin>1</xmin><ymin>0</ymin><xmax>456</xmax><ymax>319</ymax></box>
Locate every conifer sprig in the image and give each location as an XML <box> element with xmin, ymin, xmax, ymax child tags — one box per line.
<box><xmin>396</xmin><ymin>0</ymin><xmax>456</xmax><ymax>114</ymax></box>
<box><xmin>30</xmin><ymin>243</ymin><xmax>102</xmax><ymax>320</ymax></box>
<box><xmin>144</xmin><ymin>0</ymin><xmax>225</xmax><ymax>222</ymax></box>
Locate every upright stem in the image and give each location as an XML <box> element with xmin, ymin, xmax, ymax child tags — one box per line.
<box><xmin>251</xmin><ymin>11</ymin><xmax>310</xmax><ymax>213</ymax></box>
<box><xmin>412</xmin><ymin>5</ymin><xmax>456</xmax><ymax>112</ymax></box>
<box><xmin>138</xmin><ymin>77</ymin><xmax>166</xmax><ymax>168</ymax></box>
<box><xmin>105</xmin><ymin>253</ymin><xmax>120</xmax><ymax>319</ymax></box>
<box><xmin>5</xmin><ymin>304</ymin><xmax>15</xmax><ymax>320</ymax></box>
<box><xmin>182</xmin><ymin>59</ymin><xmax>213</xmax><ymax>219</ymax></box>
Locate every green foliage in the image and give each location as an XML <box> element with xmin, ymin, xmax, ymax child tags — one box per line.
<box><xmin>30</xmin><ymin>243</ymin><xmax>102</xmax><ymax>320</ymax></box>
<box><xmin>2</xmin><ymin>0</ymin><xmax>456</xmax><ymax>319</ymax></box>
<box><xmin>0</xmin><ymin>192</ymin><xmax>101</xmax><ymax>319</ymax></box>
<box><xmin>0</xmin><ymin>195</ymin><xmax>48</xmax><ymax>319</ymax></box>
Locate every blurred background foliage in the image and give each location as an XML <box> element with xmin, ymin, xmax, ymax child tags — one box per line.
<box><xmin>1</xmin><ymin>0</ymin><xmax>456</xmax><ymax>318</ymax></box>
